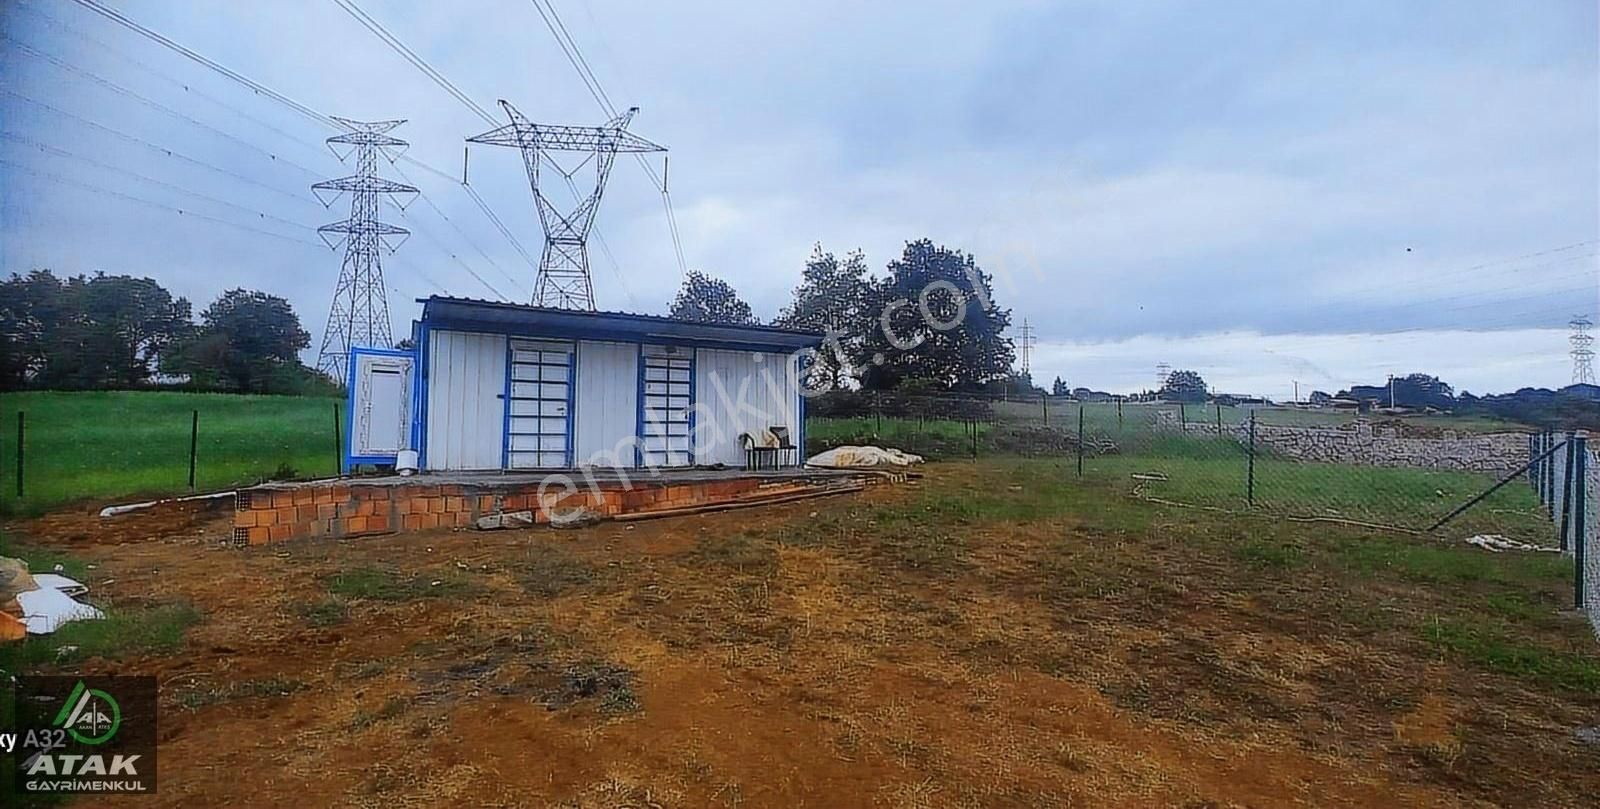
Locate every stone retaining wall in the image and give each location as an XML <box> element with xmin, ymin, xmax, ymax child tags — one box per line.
<box><xmin>1152</xmin><ymin>412</ymin><xmax>1529</xmax><ymax>473</ymax></box>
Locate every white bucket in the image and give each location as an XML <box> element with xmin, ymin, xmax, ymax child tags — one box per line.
<box><xmin>396</xmin><ymin>449</ymin><xmax>420</xmax><ymax>476</ymax></box>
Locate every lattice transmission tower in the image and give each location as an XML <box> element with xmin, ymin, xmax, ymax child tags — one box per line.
<box><xmin>313</xmin><ymin>118</ymin><xmax>417</xmax><ymax>382</ymax></box>
<box><xmin>1572</xmin><ymin>315</ymin><xmax>1596</xmax><ymax>385</ymax></box>
<box><xmin>1018</xmin><ymin>319</ymin><xmax>1037</xmax><ymax>376</ymax></box>
<box><xmin>467</xmin><ymin>101</ymin><xmax>665</xmax><ymax>310</ymax></box>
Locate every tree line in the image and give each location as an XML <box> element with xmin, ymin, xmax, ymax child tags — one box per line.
<box><xmin>4</xmin><ymin>236</ymin><xmax>1027</xmax><ymax>397</ymax></box>
<box><xmin>668</xmin><ymin>238</ymin><xmax>1021</xmax><ymax>394</ymax></box>
<box><xmin>0</xmin><ymin>270</ymin><xmax>322</xmax><ymax>395</ymax></box>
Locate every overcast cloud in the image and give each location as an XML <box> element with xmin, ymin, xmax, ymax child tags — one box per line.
<box><xmin>2</xmin><ymin>0</ymin><xmax>1595</xmax><ymax>399</ymax></box>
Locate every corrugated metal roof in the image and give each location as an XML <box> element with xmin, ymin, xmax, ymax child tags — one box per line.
<box><xmin>416</xmin><ymin>296</ymin><xmax>824</xmax><ymax>349</ymax></box>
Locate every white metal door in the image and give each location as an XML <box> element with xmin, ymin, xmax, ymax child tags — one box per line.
<box><xmin>641</xmin><ymin>347</ymin><xmax>692</xmax><ymax>467</ymax></box>
<box><xmin>352</xmin><ymin>353</ymin><xmax>413</xmax><ymax>459</ymax></box>
<box><xmin>506</xmin><ymin>340</ymin><xmax>572</xmax><ymax>468</ymax></box>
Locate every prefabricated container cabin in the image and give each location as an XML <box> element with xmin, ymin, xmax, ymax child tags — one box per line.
<box><xmin>344</xmin><ymin>297</ymin><xmax>820</xmax><ymax>473</ymax></box>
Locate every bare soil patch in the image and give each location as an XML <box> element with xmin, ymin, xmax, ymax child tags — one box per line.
<box><xmin>7</xmin><ymin>461</ymin><xmax>1599</xmax><ymax>807</ymax></box>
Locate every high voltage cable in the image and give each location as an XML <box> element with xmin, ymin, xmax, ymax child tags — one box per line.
<box><xmin>2</xmin><ymin>159</ymin><xmax>325</xmax><ymax>248</ymax></box>
<box><xmin>527</xmin><ymin>0</ymin><xmax>689</xmax><ymax>278</ymax></box>
<box><xmin>1</xmin><ymin>89</ymin><xmax>312</xmax><ymax>206</ymax></box>
<box><xmin>5</xmin><ymin>37</ymin><xmax>325</xmax><ymax>178</ymax></box>
<box><xmin>4</xmin><ymin>88</ymin><xmax>497</xmax><ymax>301</ymax></box>
<box><xmin>331</xmin><ymin>0</ymin><xmax>640</xmax><ymax>305</ymax></box>
<box><xmin>60</xmin><ymin>0</ymin><xmax>537</xmax><ymax>289</ymax></box>
<box><xmin>20</xmin><ymin>2</ymin><xmax>333</xmax><ymax>160</ymax></box>
<box><xmin>329</xmin><ymin>0</ymin><xmax>497</xmax><ymax>125</ymax></box>
<box><xmin>391</xmin><ymin>163</ymin><xmax>528</xmax><ymax>298</ymax></box>
<box><xmin>1</xmin><ymin>132</ymin><xmax>319</xmax><ymax>232</ymax></box>
<box><xmin>67</xmin><ymin>0</ymin><xmax>343</xmax><ymax>131</ymax></box>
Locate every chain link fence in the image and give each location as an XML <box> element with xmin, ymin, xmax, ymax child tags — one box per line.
<box><xmin>1529</xmin><ymin>431</ymin><xmax>1598</xmax><ymax>634</ymax></box>
<box><xmin>807</xmin><ymin>391</ymin><xmax>1549</xmax><ymax>539</ymax></box>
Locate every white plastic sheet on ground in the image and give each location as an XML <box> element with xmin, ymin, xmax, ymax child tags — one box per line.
<box><xmin>1462</xmin><ymin>534</ymin><xmax>1560</xmax><ymax>553</ymax></box>
<box><xmin>15</xmin><ymin>574</ymin><xmax>103</xmax><ymax>634</ymax></box>
<box><xmin>806</xmin><ymin>446</ymin><xmax>925</xmax><ymax>468</ymax></box>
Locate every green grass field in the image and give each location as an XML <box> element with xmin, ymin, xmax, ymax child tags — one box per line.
<box><xmin>0</xmin><ymin>390</ymin><xmax>1549</xmax><ymax>546</ymax></box>
<box><xmin>807</xmin><ymin>414</ymin><xmax>1550</xmax><ymax>542</ymax></box>
<box><xmin>0</xmin><ymin>391</ymin><xmax>344</xmax><ymax>514</ymax></box>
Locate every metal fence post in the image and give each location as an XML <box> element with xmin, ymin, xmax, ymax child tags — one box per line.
<box><xmin>333</xmin><ymin>402</ymin><xmax>343</xmax><ymax>476</ymax></box>
<box><xmin>14</xmin><ymin>411</ymin><xmax>23</xmax><ymax>500</ymax></box>
<box><xmin>1076</xmin><ymin>404</ymin><xmax>1085</xmax><ymax>478</ymax></box>
<box><xmin>1559</xmin><ymin>433</ymin><xmax>1576</xmax><ymax>550</ymax></box>
<box><xmin>1041</xmin><ymin>395</ymin><xmax>1048</xmax><ymax>425</ymax></box>
<box><xmin>188</xmin><ymin>410</ymin><xmax>199</xmax><ymax>490</ymax></box>
<box><xmin>1179</xmin><ymin>403</ymin><xmax>1187</xmax><ymax>430</ymax></box>
<box><xmin>1573</xmin><ymin>432</ymin><xmax>1588</xmax><ymax>609</ymax></box>
<box><xmin>1246</xmin><ymin>411</ymin><xmax>1256</xmax><ymax>507</ymax></box>
<box><xmin>1546</xmin><ymin>430</ymin><xmax>1557</xmax><ymax>512</ymax></box>
<box><xmin>1215</xmin><ymin>404</ymin><xmax>1222</xmax><ymax>436</ymax></box>
<box><xmin>1116</xmin><ymin>397</ymin><xmax>1123</xmax><ymax>431</ymax></box>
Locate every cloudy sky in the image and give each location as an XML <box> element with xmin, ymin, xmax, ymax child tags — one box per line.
<box><xmin>2</xmin><ymin>0</ymin><xmax>1596</xmax><ymax>398</ymax></box>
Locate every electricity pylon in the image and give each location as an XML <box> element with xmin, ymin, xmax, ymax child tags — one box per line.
<box><xmin>467</xmin><ymin>101</ymin><xmax>665</xmax><ymax>310</ymax></box>
<box><xmin>313</xmin><ymin>118</ymin><xmax>417</xmax><ymax>383</ymax></box>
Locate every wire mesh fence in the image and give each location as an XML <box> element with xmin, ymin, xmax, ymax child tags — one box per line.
<box><xmin>1530</xmin><ymin>431</ymin><xmax>1599</xmax><ymax>634</ymax></box>
<box><xmin>0</xmin><ymin>394</ymin><xmax>346</xmax><ymax>515</ymax></box>
<box><xmin>805</xmin><ymin>392</ymin><xmax>1550</xmax><ymax>542</ymax></box>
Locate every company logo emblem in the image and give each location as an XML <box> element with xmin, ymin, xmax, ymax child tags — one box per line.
<box><xmin>53</xmin><ymin>680</ymin><xmax>122</xmax><ymax>746</ymax></box>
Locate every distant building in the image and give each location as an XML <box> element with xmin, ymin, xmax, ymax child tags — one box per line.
<box><xmin>1070</xmin><ymin>387</ymin><xmax>1117</xmax><ymax>402</ymax></box>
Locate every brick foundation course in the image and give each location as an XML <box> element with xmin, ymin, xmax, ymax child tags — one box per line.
<box><xmin>232</xmin><ymin>471</ymin><xmax>898</xmax><ymax>546</ymax></box>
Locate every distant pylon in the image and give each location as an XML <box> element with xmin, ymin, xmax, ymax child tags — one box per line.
<box><xmin>1018</xmin><ymin>319</ymin><xmax>1037</xmax><ymax>376</ymax></box>
<box><xmin>1155</xmin><ymin>362</ymin><xmax>1172</xmax><ymax>392</ymax></box>
<box><xmin>313</xmin><ymin>118</ymin><xmax>417</xmax><ymax>383</ymax></box>
<box><xmin>1572</xmin><ymin>315</ymin><xmax>1596</xmax><ymax>385</ymax></box>
<box><xmin>467</xmin><ymin>101</ymin><xmax>666</xmax><ymax>310</ymax></box>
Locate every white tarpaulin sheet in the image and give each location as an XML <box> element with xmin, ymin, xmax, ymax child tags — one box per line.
<box><xmin>807</xmin><ymin>446</ymin><xmax>925</xmax><ymax>468</ymax></box>
<box><xmin>15</xmin><ymin>574</ymin><xmax>103</xmax><ymax>634</ymax></box>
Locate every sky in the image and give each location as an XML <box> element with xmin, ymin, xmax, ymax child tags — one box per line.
<box><xmin>1</xmin><ymin>0</ymin><xmax>1596</xmax><ymax>399</ymax></box>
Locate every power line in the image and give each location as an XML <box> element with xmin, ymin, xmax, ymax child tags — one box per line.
<box><xmin>66</xmin><ymin>0</ymin><xmax>343</xmax><ymax>131</ymax></box>
<box><xmin>5</xmin><ymin>37</ymin><xmax>325</xmax><ymax>178</ymax></box>
<box><xmin>20</xmin><ymin>2</ymin><xmax>332</xmax><ymax>160</ymax></box>
<box><xmin>328</xmin><ymin>0</ymin><xmax>497</xmax><ymax>125</ymax></box>
<box><xmin>3</xmin><ymin>159</ymin><xmax>326</xmax><ymax>249</ymax></box>
<box><xmin>390</xmin><ymin>163</ymin><xmax>527</xmax><ymax>298</ymax></box>
<box><xmin>330</xmin><ymin>0</ymin><xmax>643</xmax><ymax>306</ymax></box>
<box><xmin>0</xmin><ymin>89</ymin><xmax>313</xmax><ymax>206</ymax></box>
<box><xmin>527</xmin><ymin>0</ymin><xmax>689</xmax><ymax>278</ymax></box>
<box><xmin>58</xmin><ymin>0</ymin><xmax>537</xmax><ymax>290</ymax></box>
<box><xmin>1</xmin><ymin>132</ymin><xmax>318</xmax><ymax>233</ymax></box>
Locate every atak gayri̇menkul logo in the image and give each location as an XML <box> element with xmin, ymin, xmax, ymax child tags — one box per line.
<box><xmin>7</xmin><ymin>675</ymin><xmax>158</xmax><ymax>794</ymax></box>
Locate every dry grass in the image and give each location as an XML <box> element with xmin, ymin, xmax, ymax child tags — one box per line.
<box><xmin>6</xmin><ymin>458</ymin><xmax>1599</xmax><ymax>807</ymax></box>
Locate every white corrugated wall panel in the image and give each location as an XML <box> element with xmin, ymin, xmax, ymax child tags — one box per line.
<box><xmin>573</xmin><ymin>340</ymin><xmax>639</xmax><ymax>467</ymax></box>
<box><xmin>693</xmin><ymin>348</ymin><xmax>800</xmax><ymax>466</ymax></box>
<box><xmin>425</xmin><ymin>330</ymin><xmax>506</xmax><ymax>470</ymax></box>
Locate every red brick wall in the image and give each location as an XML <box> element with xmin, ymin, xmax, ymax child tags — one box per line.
<box><xmin>232</xmin><ymin>472</ymin><xmax>893</xmax><ymax>546</ymax></box>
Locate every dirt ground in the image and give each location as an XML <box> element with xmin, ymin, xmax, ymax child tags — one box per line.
<box><xmin>9</xmin><ymin>461</ymin><xmax>1600</xmax><ymax>807</ymax></box>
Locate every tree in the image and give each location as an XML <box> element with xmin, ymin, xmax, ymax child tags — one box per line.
<box><xmin>1052</xmin><ymin>376</ymin><xmax>1069</xmax><ymax>397</ymax></box>
<box><xmin>1159</xmin><ymin>369</ymin><xmax>1207</xmax><ymax>402</ymax></box>
<box><xmin>669</xmin><ymin>271</ymin><xmax>758</xmax><ymax>325</ymax></box>
<box><xmin>859</xmin><ymin>239</ymin><xmax>1014</xmax><ymax>391</ymax></box>
<box><xmin>0</xmin><ymin>270</ymin><xmax>191</xmax><ymax>390</ymax></box>
<box><xmin>168</xmin><ymin>289</ymin><xmax>309</xmax><ymax>393</ymax></box>
<box><xmin>773</xmin><ymin>245</ymin><xmax>872</xmax><ymax>389</ymax></box>
<box><xmin>1341</xmin><ymin>373</ymin><xmax>1454</xmax><ymax>410</ymax></box>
